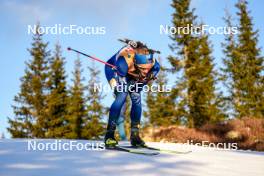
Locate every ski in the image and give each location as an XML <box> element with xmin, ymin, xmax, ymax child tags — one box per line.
<box><xmin>143</xmin><ymin>145</ymin><xmax>192</xmax><ymax>154</ymax></box>
<box><xmin>121</xmin><ymin>145</ymin><xmax>192</xmax><ymax>154</ymax></box>
<box><xmin>103</xmin><ymin>146</ymin><xmax>160</xmax><ymax>156</ymax></box>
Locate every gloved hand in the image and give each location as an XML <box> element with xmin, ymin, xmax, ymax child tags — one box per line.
<box><xmin>109</xmin><ymin>78</ymin><xmax>117</xmax><ymax>89</ymax></box>
<box><xmin>147</xmin><ymin>73</ymin><xmax>155</xmax><ymax>81</ymax></box>
<box><xmin>117</xmin><ymin>76</ymin><xmax>127</xmax><ymax>85</ymax></box>
<box><xmin>137</xmin><ymin>73</ymin><xmax>156</xmax><ymax>84</ymax></box>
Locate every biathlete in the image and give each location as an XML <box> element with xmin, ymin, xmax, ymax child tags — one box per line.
<box><xmin>104</xmin><ymin>39</ymin><xmax>160</xmax><ymax>148</ymax></box>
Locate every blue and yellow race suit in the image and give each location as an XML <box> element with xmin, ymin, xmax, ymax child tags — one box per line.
<box><xmin>105</xmin><ymin>46</ymin><xmax>160</xmax><ymax>129</ymax></box>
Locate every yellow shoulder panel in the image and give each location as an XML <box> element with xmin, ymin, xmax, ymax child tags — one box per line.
<box><xmin>119</xmin><ymin>47</ymin><xmax>136</xmax><ymax>72</ymax></box>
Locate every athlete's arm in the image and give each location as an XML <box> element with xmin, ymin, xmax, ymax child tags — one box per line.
<box><xmin>116</xmin><ymin>56</ymin><xmax>128</xmax><ymax>77</ymax></box>
<box><xmin>148</xmin><ymin>59</ymin><xmax>160</xmax><ymax>80</ymax></box>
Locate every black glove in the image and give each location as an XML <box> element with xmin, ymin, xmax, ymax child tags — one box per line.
<box><xmin>147</xmin><ymin>73</ymin><xmax>155</xmax><ymax>80</ymax></box>
<box><xmin>142</xmin><ymin>73</ymin><xmax>156</xmax><ymax>83</ymax></box>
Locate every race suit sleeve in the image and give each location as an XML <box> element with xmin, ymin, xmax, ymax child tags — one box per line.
<box><xmin>116</xmin><ymin>56</ymin><xmax>128</xmax><ymax>77</ymax></box>
<box><xmin>149</xmin><ymin>59</ymin><xmax>160</xmax><ymax>78</ymax></box>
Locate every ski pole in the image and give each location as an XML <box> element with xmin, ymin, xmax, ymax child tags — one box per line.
<box><xmin>67</xmin><ymin>47</ymin><xmax>117</xmax><ymax>69</ymax></box>
<box><xmin>67</xmin><ymin>47</ymin><xmax>139</xmax><ymax>78</ymax></box>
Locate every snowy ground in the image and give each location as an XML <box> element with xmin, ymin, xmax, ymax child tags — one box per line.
<box><xmin>0</xmin><ymin>139</ymin><xmax>264</xmax><ymax>176</ymax></box>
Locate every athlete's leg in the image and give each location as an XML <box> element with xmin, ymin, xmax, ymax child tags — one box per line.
<box><xmin>129</xmin><ymin>91</ymin><xmax>142</xmax><ymax>125</ymax></box>
<box><xmin>117</xmin><ymin>101</ymin><xmax>127</xmax><ymax>140</ymax></box>
<box><xmin>129</xmin><ymin>90</ymin><xmax>145</xmax><ymax>147</ymax></box>
<box><xmin>107</xmin><ymin>91</ymin><xmax>128</xmax><ymax>132</ymax></box>
<box><xmin>105</xmin><ymin>91</ymin><xmax>128</xmax><ymax>147</ymax></box>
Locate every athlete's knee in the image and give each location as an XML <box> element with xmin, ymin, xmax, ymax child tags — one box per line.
<box><xmin>130</xmin><ymin>92</ymin><xmax>141</xmax><ymax>106</ymax></box>
<box><xmin>110</xmin><ymin>94</ymin><xmax>127</xmax><ymax>112</ymax></box>
<box><xmin>110</xmin><ymin>101</ymin><xmax>122</xmax><ymax>113</ymax></box>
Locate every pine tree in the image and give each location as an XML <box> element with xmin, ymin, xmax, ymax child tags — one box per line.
<box><xmin>169</xmin><ymin>0</ymin><xmax>224</xmax><ymax>127</ymax></box>
<box><xmin>8</xmin><ymin>24</ymin><xmax>50</xmax><ymax>138</ymax></box>
<box><xmin>221</xmin><ymin>10</ymin><xmax>238</xmax><ymax>117</ymax></box>
<box><xmin>222</xmin><ymin>0</ymin><xmax>264</xmax><ymax>118</ymax></box>
<box><xmin>65</xmin><ymin>58</ymin><xmax>86</xmax><ymax>139</ymax></box>
<box><xmin>191</xmin><ymin>35</ymin><xmax>226</xmax><ymax>126</ymax></box>
<box><xmin>45</xmin><ymin>44</ymin><xmax>68</xmax><ymax>138</ymax></box>
<box><xmin>81</xmin><ymin>62</ymin><xmax>105</xmax><ymax>139</ymax></box>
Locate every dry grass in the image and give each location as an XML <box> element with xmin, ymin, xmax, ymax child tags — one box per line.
<box><xmin>143</xmin><ymin>117</ymin><xmax>264</xmax><ymax>151</ymax></box>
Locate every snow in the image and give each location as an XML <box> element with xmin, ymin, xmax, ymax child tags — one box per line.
<box><xmin>0</xmin><ymin>139</ymin><xmax>264</xmax><ymax>176</ymax></box>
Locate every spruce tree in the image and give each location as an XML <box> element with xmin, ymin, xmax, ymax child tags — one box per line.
<box><xmin>81</xmin><ymin>62</ymin><xmax>105</xmax><ymax>139</ymax></box>
<box><xmin>169</xmin><ymin>0</ymin><xmax>224</xmax><ymax>127</ymax></box>
<box><xmin>222</xmin><ymin>0</ymin><xmax>264</xmax><ymax>118</ymax></box>
<box><xmin>8</xmin><ymin>24</ymin><xmax>50</xmax><ymax>138</ymax></box>
<box><xmin>45</xmin><ymin>44</ymin><xmax>68</xmax><ymax>138</ymax></box>
<box><xmin>191</xmin><ymin>35</ymin><xmax>226</xmax><ymax>125</ymax></box>
<box><xmin>65</xmin><ymin>58</ymin><xmax>86</xmax><ymax>139</ymax></box>
<box><xmin>221</xmin><ymin>11</ymin><xmax>238</xmax><ymax>117</ymax></box>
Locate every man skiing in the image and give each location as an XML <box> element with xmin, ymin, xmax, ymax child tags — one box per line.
<box><xmin>104</xmin><ymin>39</ymin><xmax>160</xmax><ymax>148</ymax></box>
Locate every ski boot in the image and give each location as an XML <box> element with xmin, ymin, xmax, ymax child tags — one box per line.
<box><xmin>104</xmin><ymin>122</ymin><xmax>118</xmax><ymax>148</ymax></box>
<box><xmin>130</xmin><ymin>124</ymin><xmax>146</xmax><ymax>147</ymax></box>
